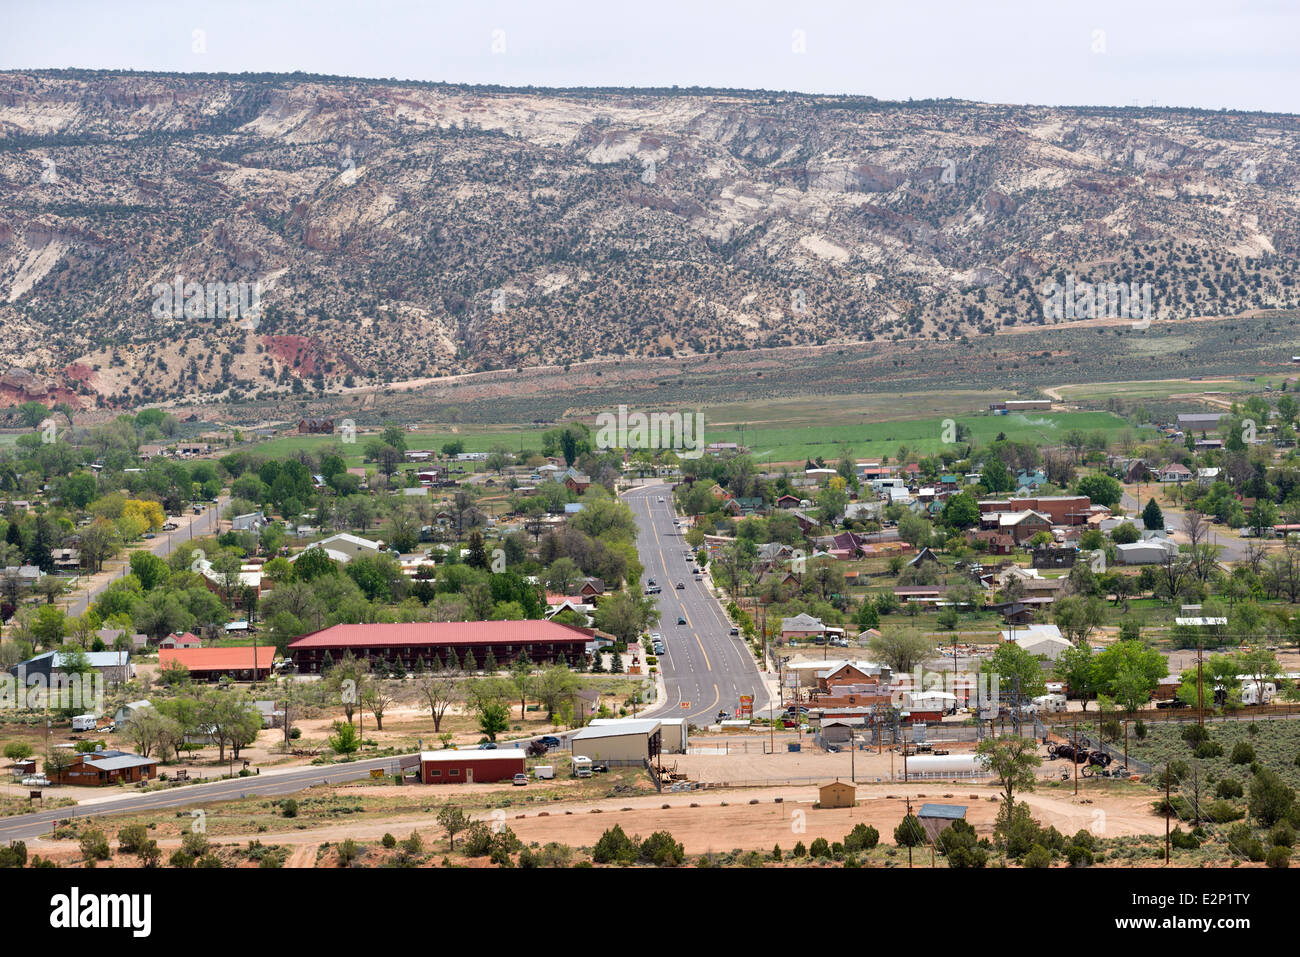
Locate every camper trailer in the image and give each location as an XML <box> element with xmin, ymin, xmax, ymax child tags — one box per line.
<box><xmin>1240</xmin><ymin>680</ymin><xmax>1276</xmax><ymax>706</ymax></box>
<box><xmin>71</xmin><ymin>714</ymin><xmax>99</xmax><ymax>732</ymax></box>
<box><xmin>572</xmin><ymin>755</ymin><xmax>593</xmax><ymax>778</ymax></box>
<box><xmin>1031</xmin><ymin>694</ymin><xmax>1068</xmax><ymax>714</ymax></box>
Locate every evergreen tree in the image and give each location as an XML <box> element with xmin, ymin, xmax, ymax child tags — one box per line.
<box><xmin>484</xmin><ymin>648</ymin><xmax>499</xmax><ymax>672</ymax></box>
<box><xmin>462</xmin><ymin>649</ymin><xmax>478</xmax><ymax>673</ymax></box>
<box><xmin>1142</xmin><ymin>498</ymin><xmax>1165</xmax><ymax>531</ymax></box>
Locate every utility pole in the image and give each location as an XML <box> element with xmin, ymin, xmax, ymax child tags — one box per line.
<box><xmin>1170</xmin><ymin>764</ymin><xmax>1180</xmax><ymax>868</ymax></box>
<box><xmin>905</xmin><ymin>796</ymin><xmax>914</xmax><ymax>868</ymax></box>
<box><xmin>1123</xmin><ymin>719</ymin><xmax>1129</xmax><ymax>771</ymax></box>
<box><xmin>1073</xmin><ymin>717</ymin><xmax>1079</xmax><ymax>796</ymax></box>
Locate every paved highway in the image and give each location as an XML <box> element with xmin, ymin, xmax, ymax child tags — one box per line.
<box><xmin>622</xmin><ymin>483</ymin><xmax>771</xmax><ymax>723</ymax></box>
<box><xmin>0</xmin><ymin>752</ymin><xmax>406</xmax><ymax>843</ymax></box>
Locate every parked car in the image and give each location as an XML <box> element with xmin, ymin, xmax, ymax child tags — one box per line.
<box><xmin>728</xmin><ymin>627</ymin><xmax>739</xmax><ymax>636</ymax></box>
<box><xmin>539</xmin><ymin>735</ymin><xmax>561</xmax><ymax>750</ymax></box>
<box><xmin>1156</xmin><ymin>698</ymin><xmax>1189</xmax><ymax>709</ymax></box>
<box><xmin>591</xmin><ymin>762</ymin><xmax>609</xmax><ymax>774</ymax></box>
<box><xmin>512</xmin><ymin>773</ymin><xmax>528</xmax><ymax>786</ymax></box>
<box><xmin>478</xmin><ymin>742</ymin><xmax>498</xmax><ymax>749</ymax></box>
<box><xmin>717</xmin><ymin>710</ymin><xmax>731</xmax><ymax>721</ymax></box>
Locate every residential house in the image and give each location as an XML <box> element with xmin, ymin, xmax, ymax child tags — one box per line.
<box><xmin>781</xmin><ymin>613</ymin><xmax>827</xmax><ymax>642</ymax></box>
<box><xmin>1157</xmin><ymin>462</ymin><xmax>1193</xmax><ymax>483</ymax></box>
<box><xmin>231</xmin><ymin>511</ymin><xmax>269</xmax><ymax>533</ymax></box>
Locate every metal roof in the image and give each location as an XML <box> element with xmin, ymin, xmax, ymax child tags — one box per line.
<box><xmin>918</xmin><ymin>803</ymin><xmax>968</xmax><ymax>819</ymax></box>
<box><xmin>572</xmin><ymin>719</ymin><xmax>662</xmax><ymax>740</ymax></box>
<box><xmin>418</xmin><ymin>750</ymin><xmax>526</xmax><ymax>762</ymax></box>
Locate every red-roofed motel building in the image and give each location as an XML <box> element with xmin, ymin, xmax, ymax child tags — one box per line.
<box><xmin>288</xmin><ymin>620</ymin><xmax>594</xmax><ymax>674</ymax></box>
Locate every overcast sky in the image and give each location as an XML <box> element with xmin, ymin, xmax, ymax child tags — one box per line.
<box><xmin>2</xmin><ymin>0</ymin><xmax>1296</xmax><ymax>112</ymax></box>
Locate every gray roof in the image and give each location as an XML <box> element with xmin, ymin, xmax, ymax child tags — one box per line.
<box><xmin>571</xmin><ymin>719</ymin><xmax>662</xmax><ymax>740</ymax></box>
<box><xmin>918</xmin><ymin>803</ymin><xmax>968</xmax><ymax>820</ymax></box>
<box><xmin>24</xmin><ymin>650</ymin><xmax>130</xmax><ymax>669</ymax></box>
<box><xmin>83</xmin><ymin>751</ymin><xmax>157</xmax><ymax>771</ymax></box>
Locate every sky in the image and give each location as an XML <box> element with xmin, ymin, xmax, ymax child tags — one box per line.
<box><xmin>1</xmin><ymin>0</ymin><xmax>1297</xmax><ymax>112</ymax></box>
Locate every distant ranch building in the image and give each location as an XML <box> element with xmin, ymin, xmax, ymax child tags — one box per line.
<box><xmin>288</xmin><ymin>620</ymin><xmax>594</xmax><ymax>674</ymax></box>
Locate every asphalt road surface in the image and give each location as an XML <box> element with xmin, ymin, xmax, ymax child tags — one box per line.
<box><xmin>622</xmin><ymin>483</ymin><xmax>769</xmax><ymax>724</ymax></box>
<box><xmin>65</xmin><ymin>495</ymin><xmax>228</xmax><ymax>618</ymax></box>
<box><xmin>0</xmin><ymin>751</ymin><xmax>406</xmax><ymax>843</ymax></box>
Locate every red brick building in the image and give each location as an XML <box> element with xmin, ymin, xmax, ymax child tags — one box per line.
<box><xmin>288</xmin><ymin>620</ymin><xmax>594</xmax><ymax>674</ymax></box>
<box><xmin>978</xmin><ymin>495</ymin><xmax>1091</xmax><ymax>526</ymax></box>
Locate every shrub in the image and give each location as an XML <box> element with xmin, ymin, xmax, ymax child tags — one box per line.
<box><xmin>1066</xmin><ymin>844</ymin><xmax>1093</xmax><ymax>867</ymax></box>
<box><xmin>1250</xmin><ymin>769</ymin><xmax>1296</xmax><ymax>826</ymax></box>
<box><xmin>938</xmin><ymin>820</ymin><xmax>987</xmax><ymax>868</ymax></box>
<box><xmin>196</xmin><ymin>852</ymin><xmax>223</xmax><ymax>868</ymax></box>
<box><xmin>792</xmin><ymin>841</ymin><xmax>807</xmax><ymax>858</ymax></box>
<box><xmin>809</xmin><ymin>837</ymin><xmax>831</xmax><ymax>859</ymax></box>
<box><xmin>1205</xmin><ymin>800</ymin><xmax>1246</xmax><ymax>824</ymax></box>
<box><xmin>1216</xmin><ymin>778</ymin><xmax>1244</xmax><ymax>800</ymax></box>
<box><xmin>336</xmin><ymin>839</ymin><xmax>359</xmax><ymax>867</ymax></box>
<box><xmin>138</xmin><ymin>840</ymin><xmax>161</xmax><ymax>868</ymax></box>
<box><xmin>592</xmin><ymin>824</ymin><xmax>640</xmax><ymax>865</ymax></box>
<box><xmin>169</xmin><ymin>850</ymin><xmax>194</xmax><ymax>868</ymax></box>
<box><xmin>1194</xmin><ymin>740</ymin><xmax>1224</xmax><ymax>759</ymax></box>
<box><xmin>639</xmin><ymin>831</ymin><xmax>685</xmax><ymax>867</ymax></box>
<box><xmin>117</xmin><ymin>824</ymin><xmax>149</xmax><ymax>854</ymax></box>
<box><xmin>382</xmin><ymin>833</ymin><xmax>397</xmax><ymax>849</ymax></box>
<box><xmin>1022</xmin><ymin>845</ymin><xmax>1052</xmax><ymax>869</ymax></box>
<box><xmin>1133</xmin><ymin>720</ymin><xmax>1147</xmax><ymax>740</ymax></box>
<box><xmin>1270</xmin><ymin>822</ymin><xmax>1296</xmax><ymax>848</ymax></box>
<box><xmin>281</xmin><ymin>799</ymin><xmax>298</xmax><ymax>818</ymax></box>
<box><xmin>79</xmin><ymin>829</ymin><xmax>110</xmax><ymax>864</ymax></box>
<box><xmin>181</xmin><ymin>831</ymin><xmax>209</xmax><ymax>857</ymax></box>
<box><xmin>462</xmin><ymin>823</ymin><xmax>495</xmax><ymax>857</ymax></box>
<box><xmin>844</xmin><ymin>823</ymin><xmax>880</xmax><ymax>852</ymax></box>
<box><xmin>1170</xmin><ymin>828</ymin><xmax>1201</xmax><ymax>850</ymax></box>
<box><xmin>1267</xmin><ymin>846</ymin><xmax>1292</xmax><ymax>869</ymax></box>
<box><xmin>1181</xmin><ymin>724</ymin><xmax>1210</xmax><ymax>747</ymax></box>
<box><xmin>1231</xmin><ymin>741</ymin><xmax>1256</xmax><ymax>765</ymax></box>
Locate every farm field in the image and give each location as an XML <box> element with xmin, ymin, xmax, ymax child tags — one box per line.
<box><xmin>240</xmin><ymin>403</ymin><xmax>1148</xmax><ymax>471</ymax></box>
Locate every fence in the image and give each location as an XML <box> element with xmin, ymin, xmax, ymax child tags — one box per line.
<box><xmin>696</xmin><ymin>771</ymin><xmax>992</xmax><ymax>788</ymax></box>
<box><xmin>686</xmin><ymin>740</ymin><xmax>777</xmax><ymax>755</ymax></box>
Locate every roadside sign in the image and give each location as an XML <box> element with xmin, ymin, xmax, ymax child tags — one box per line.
<box><xmin>680</xmin><ymin>701</ymin><xmax>691</xmax><ymax>709</ymax></box>
<box><xmin>369</xmin><ymin>768</ymin><xmax>383</xmax><ymax>779</ymax></box>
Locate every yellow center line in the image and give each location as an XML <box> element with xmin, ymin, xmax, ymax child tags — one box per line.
<box><xmin>706</xmin><ymin>683</ymin><xmax>720</xmax><ymax>716</ymax></box>
<box><xmin>693</xmin><ymin>629</ymin><xmax>711</xmax><ymax>671</ymax></box>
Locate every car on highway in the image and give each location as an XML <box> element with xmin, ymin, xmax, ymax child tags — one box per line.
<box><xmin>653</xmin><ymin>643</ymin><xmax>665</xmax><ymax>655</ymax></box>
<box><xmin>676</xmin><ymin>581</ymin><xmax>685</xmax><ymax>589</ymax></box>
<box><xmin>657</xmin><ymin>497</ymin><xmax>664</xmax><ymax>503</ymax></box>
<box><xmin>717</xmin><ymin>710</ymin><xmax>731</xmax><ymax>721</ymax></box>
<box><xmin>647</xmin><ymin>578</ymin><xmax>656</xmax><ymax>586</ymax></box>
<box><xmin>646</xmin><ymin>585</ymin><xmax>661</xmax><ymax>594</ymax></box>
<box><xmin>729</xmin><ymin>627</ymin><xmax>739</xmax><ymax>636</ymax></box>
<box><xmin>538</xmin><ymin>735</ymin><xmax>561</xmax><ymax>750</ymax></box>
<box><xmin>677</xmin><ymin>616</ymin><xmax>686</xmax><ymax>625</ymax></box>
<box><xmin>650</xmin><ymin>632</ymin><xmax>661</xmax><ymax>640</ymax></box>
<box><xmin>512</xmin><ymin>773</ymin><xmax>528</xmax><ymax>786</ymax></box>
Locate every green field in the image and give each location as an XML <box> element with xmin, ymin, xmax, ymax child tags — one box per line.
<box><xmin>239</xmin><ymin>402</ymin><xmax>1149</xmax><ymax>468</ymax></box>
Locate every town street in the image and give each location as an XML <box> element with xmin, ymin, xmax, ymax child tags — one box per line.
<box><xmin>622</xmin><ymin>483</ymin><xmax>772</xmax><ymax>723</ymax></box>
